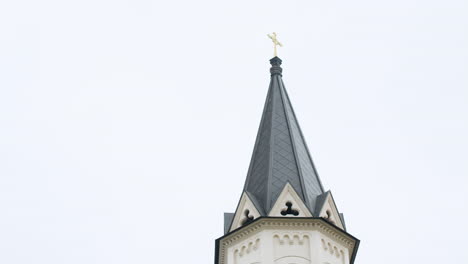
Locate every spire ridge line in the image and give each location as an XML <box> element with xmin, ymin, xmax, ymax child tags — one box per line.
<box><xmin>280</xmin><ymin>78</ymin><xmax>326</xmax><ymax>194</ymax></box>
<box><xmin>277</xmin><ymin>77</ymin><xmax>311</xmax><ymax>209</ymax></box>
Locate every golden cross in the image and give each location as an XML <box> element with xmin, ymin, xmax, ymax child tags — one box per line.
<box><xmin>267</xmin><ymin>32</ymin><xmax>283</xmax><ymax>57</ymax></box>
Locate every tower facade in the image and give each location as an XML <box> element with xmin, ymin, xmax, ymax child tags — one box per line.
<box><xmin>215</xmin><ymin>57</ymin><xmax>359</xmax><ymax>264</ymax></box>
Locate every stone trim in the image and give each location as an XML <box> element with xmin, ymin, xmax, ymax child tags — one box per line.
<box><xmin>218</xmin><ymin>218</ymin><xmax>358</xmax><ymax>264</ymax></box>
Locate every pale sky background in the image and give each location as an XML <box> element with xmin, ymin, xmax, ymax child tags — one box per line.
<box><xmin>1</xmin><ymin>0</ymin><xmax>467</xmax><ymax>264</ymax></box>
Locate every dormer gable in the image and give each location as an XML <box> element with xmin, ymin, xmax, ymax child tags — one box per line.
<box><xmin>315</xmin><ymin>191</ymin><xmax>345</xmax><ymax>230</ymax></box>
<box><xmin>268</xmin><ymin>183</ymin><xmax>312</xmax><ymax>217</ymax></box>
<box><xmin>229</xmin><ymin>192</ymin><xmax>262</xmax><ymax>232</ymax></box>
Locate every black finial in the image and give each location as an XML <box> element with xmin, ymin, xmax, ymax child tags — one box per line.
<box><xmin>270</xmin><ymin>57</ymin><xmax>283</xmax><ymax>76</ymax></box>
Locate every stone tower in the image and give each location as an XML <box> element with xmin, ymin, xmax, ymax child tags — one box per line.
<box><xmin>215</xmin><ymin>57</ymin><xmax>360</xmax><ymax>264</ymax></box>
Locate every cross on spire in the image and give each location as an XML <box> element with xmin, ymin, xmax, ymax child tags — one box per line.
<box><xmin>267</xmin><ymin>32</ymin><xmax>283</xmax><ymax>57</ymax></box>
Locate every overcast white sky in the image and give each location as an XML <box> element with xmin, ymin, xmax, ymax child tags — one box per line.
<box><xmin>1</xmin><ymin>0</ymin><xmax>467</xmax><ymax>263</ymax></box>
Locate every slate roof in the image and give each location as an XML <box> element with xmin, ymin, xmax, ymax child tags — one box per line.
<box><xmin>223</xmin><ymin>213</ymin><xmax>234</xmax><ymax>234</ymax></box>
<box><xmin>243</xmin><ymin>57</ymin><xmax>325</xmax><ymax>214</ymax></box>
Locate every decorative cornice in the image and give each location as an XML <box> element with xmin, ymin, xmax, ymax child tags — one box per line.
<box><xmin>217</xmin><ymin>217</ymin><xmax>359</xmax><ymax>264</ymax></box>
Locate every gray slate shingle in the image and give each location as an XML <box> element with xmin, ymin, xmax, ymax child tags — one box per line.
<box><xmin>243</xmin><ymin>57</ymin><xmax>325</xmax><ymax>214</ymax></box>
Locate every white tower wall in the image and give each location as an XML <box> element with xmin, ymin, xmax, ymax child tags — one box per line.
<box><xmin>218</xmin><ymin>219</ymin><xmax>357</xmax><ymax>264</ymax></box>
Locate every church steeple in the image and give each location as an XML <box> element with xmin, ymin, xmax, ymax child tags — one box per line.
<box><xmin>216</xmin><ymin>56</ymin><xmax>359</xmax><ymax>264</ymax></box>
<box><xmin>243</xmin><ymin>57</ymin><xmax>325</xmax><ymax>215</ymax></box>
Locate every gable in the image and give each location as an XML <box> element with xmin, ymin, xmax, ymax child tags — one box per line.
<box><xmin>268</xmin><ymin>183</ymin><xmax>312</xmax><ymax>217</ymax></box>
<box><xmin>316</xmin><ymin>191</ymin><xmax>345</xmax><ymax>230</ymax></box>
<box><xmin>229</xmin><ymin>192</ymin><xmax>262</xmax><ymax>232</ymax></box>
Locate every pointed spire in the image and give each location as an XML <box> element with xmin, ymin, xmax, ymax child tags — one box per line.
<box><xmin>243</xmin><ymin>57</ymin><xmax>325</xmax><ymax>215</ymax></box>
